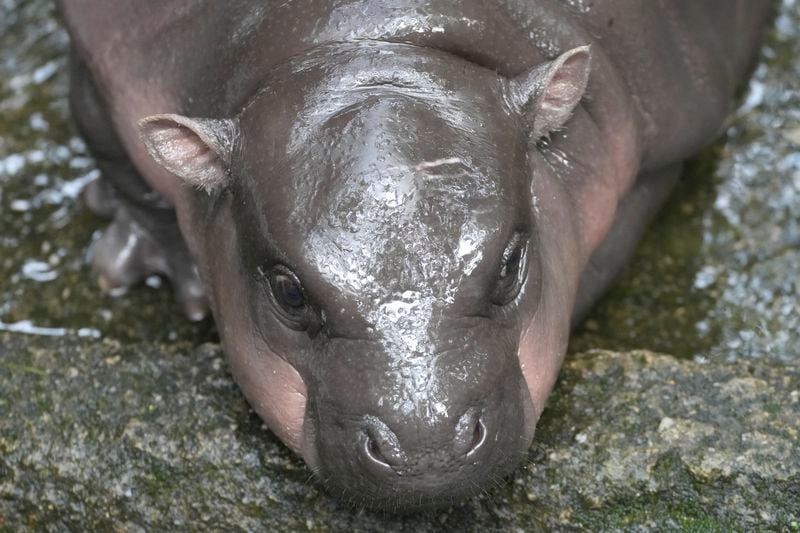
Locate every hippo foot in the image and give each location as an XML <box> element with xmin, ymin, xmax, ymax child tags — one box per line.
<box><xmin>84</xmin><ymin>176</ymin><xmax>119</xmax><ymax>219</ymax></box>
<box><xmin>90</xmin><ymin>205</ymin><xmax>209</xmax><ymax>321</ymax></box>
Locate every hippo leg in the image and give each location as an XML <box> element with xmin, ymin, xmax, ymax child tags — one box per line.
<box><xmin>572</xmin><ymin>164</ymin><xmax>683</xmax><ymax>326</ymax></box>
<box><xmin>68</xmin><ymin>47</ymin><xmax>209</xmax><ymax>320</ymax></box>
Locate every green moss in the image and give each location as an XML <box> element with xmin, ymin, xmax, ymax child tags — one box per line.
<box><xmin>651</xmin><ymin>450</ymin><xmax>685</xmax><ymax>483</ymax></box>
<box><xmin>570</xmin><ymin>145</ymin><xmax>725</xmax><ymax>360</ymax></box>
<box><xmin>574</xmin><ymin>494</ymin><xmax>738</xmax><ymax>532</ymax></box>
<box><xmin>33</xmin><ymin>397</ymin><xmax>50</xmax><ymax>414</ymax></box>
<box><xmin>0</xmin><ymin>362</ymin><xmax>47</xmax><ymax>377</ymax></box>
<box><xmin>139</xmin><ymin>462</ymin><xmax>177</xmax><ymax>500</ymax></box>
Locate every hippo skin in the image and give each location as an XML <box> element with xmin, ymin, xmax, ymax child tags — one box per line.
<box><xmin>58</xmin><ymin>0</ymin><xmax>771</xmax><ymax>510</ymax></box>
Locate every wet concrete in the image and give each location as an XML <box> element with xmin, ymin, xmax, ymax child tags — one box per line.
<box><xmin>1</xmin><ymin>0</ymin><xmax>798</xmax><ymax>530</ymax></box>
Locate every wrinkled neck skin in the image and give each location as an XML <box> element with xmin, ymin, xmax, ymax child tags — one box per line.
<box><xmin>177</xmin><ymin>3</ymin><xmax>641</xmax><ymax>500</ymax></box>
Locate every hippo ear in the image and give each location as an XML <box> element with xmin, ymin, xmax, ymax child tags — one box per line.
<box><xmin>508</xmin><ymin>45</ymin><xmax>591</xmax><ymax>139</ymax></box>
<box><xmin>137</xmin><ymin>114</ymin><xmax>239</xmax><ymax>193</ymax></box>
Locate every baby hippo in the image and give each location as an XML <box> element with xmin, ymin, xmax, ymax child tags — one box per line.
<box><xmin>58</xmin><ymin>0</ymin><xmax>770</xmax><ymax>509</ymax></box>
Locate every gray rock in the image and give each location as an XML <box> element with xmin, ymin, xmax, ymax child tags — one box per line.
<box><xmin>526</xmin><ymin>350</ymin><xmax>800</xmax><ymax>531</ymax></box>
<box><xmin>2</xmin><ymin>333</ymin><xmax>797</xmax><ymax>531</ymax></box>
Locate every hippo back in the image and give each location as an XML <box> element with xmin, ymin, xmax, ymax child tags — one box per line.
<box><xmin>58</xmin><ymin>0</ymin><xmax>770</xmax><ymax>172</ymax></box>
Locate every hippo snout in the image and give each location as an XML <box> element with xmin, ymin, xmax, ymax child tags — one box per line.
<box><xmin>308</xmin><ymin>363</ymin><xmax>534</xmax><ymax>509</ymax></box>
<box><xmin>359</xmin><ymin>407</ymin><xmax>486</xmax><ymax>473</ymax></box>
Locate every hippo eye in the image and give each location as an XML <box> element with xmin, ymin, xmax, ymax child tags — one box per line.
<box><xmin>273</xmin><ymin>273</ymin><xmax>305</xmax><ymax>308</ymax></box>
<box><xmin>263</xmin><ymin>264</ymin><xmax>310</xmax><ymax>329</ymax></box>
<box><xmin>492</xmin><ymin>233</ymin><xmax>528</xmax><ymax>305</ymax></box>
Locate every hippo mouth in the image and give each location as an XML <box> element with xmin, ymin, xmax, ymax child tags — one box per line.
<box><xmin>297</xmin><ymin>371</ymin><xmax>537</xmax><ymax>511</ymax></box>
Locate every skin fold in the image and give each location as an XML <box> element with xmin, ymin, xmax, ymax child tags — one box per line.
<box><xmin>58</xmin><ymin>0</ymin><xmax>771</xmax><ymax>510</ymax></box>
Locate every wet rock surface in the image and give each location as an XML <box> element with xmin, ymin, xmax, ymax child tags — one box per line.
<box><xmin>1</xmin><ymin>0</ymin><xmax>799</xmax><ymax>530</ymax></box>
<box><xmin>0</xmin><ymin>0</ymin><xmax>215</xmax><ymax>345</ymax></box>
<box><xmin>1</xmin><ymin>334</ymin><xmax>798</xmax><ymax>531</ymax></box>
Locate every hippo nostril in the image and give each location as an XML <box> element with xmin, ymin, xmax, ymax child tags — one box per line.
<box><xmin>466</xmin><ymin>418</ymin><xmax>486</xmax><ymax>456</ymax></box>
<box><xmin>361</xmin><ymin>416</ymin><xmax>403</xmax><ymax>469</ymax></box>
<box><xmin>365</xmin><ymin>435</ymin><xmax>391</xmax><ymax>468</ymax></box>
<box><xmin>454</xmin><ymin>409</ymin><xmax>487</xmax><ymax>457</ymax></box>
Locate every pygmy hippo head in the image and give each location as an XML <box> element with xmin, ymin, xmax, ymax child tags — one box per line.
<box><xmin>139</xmin><ymin>41</ymin><xmax>590</xmax><ymax>510</ymax></box>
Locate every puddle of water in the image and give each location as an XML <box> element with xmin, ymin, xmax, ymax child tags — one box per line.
<box><xmin>0</xmin><ymin>0</ymin><xmax>796</xmax><ymax>361</ymax></box>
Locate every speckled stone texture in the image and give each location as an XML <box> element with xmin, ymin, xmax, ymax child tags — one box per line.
<box><xmin>1</xmin><ymin>333</ymin><xmax>797</xmax><ymax>531</ymax></box>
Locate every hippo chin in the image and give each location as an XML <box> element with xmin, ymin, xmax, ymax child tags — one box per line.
<box><xmin>58</xmin><ymin>0</ymin><xmax>771</xmax><ymax>510</ymax></box>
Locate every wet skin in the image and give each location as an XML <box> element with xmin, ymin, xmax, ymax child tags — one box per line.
<box><xmin>57</xmin><ymin>0</ymin><xmax>771</xmax><ymax>510</ymax></box>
